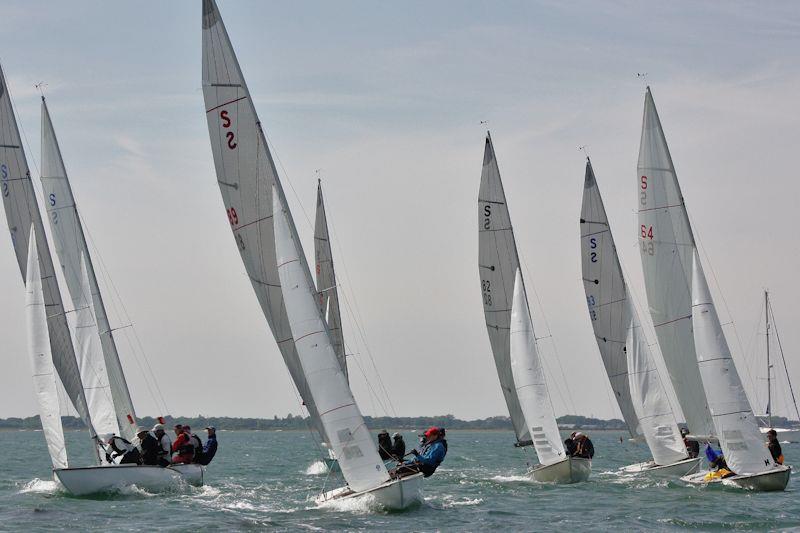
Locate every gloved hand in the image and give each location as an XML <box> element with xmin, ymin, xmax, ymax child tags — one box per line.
<box><xmin>105</xmin><ymin>453</ymin><xmax>113</xmax><ymax>463</ymax></box>
<box><xmin>411</xmin><ymin>449</ymin><xmax>419</xmax><ymax>456</ymax></box>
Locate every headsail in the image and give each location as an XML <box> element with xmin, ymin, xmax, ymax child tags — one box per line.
<box><xmin>274</xmin><ymin>189</ymin><xmax>389</xmax><ymax>493</ymax></box>
<box><xmin>0</xmin><ymin>62</ymin><xmax>92</xmax><ymax>431</ymax></box>
<box><xmin>201</xmin><ymin>0</ymin><xmax>325</xmax><ymax>439</ymax></box>
<box><xmin>580</xmin><ymin>159</ymin><xmax>640</xmax><ymax>438</ymax></box>
<box><xmin>40</xmin><ymin>97</ymin><xmax>137</xmax><ymax>440</ymax></box>
<box><xmin>626</xmin><ymin>303</ymin><xmax>688</xmax><ymax>466</ymax></box>
<box><xmin>510</xmin><ymin>269</ymin><xmax>565</xmax><ymax>465</ymax></box>
<box><xmin>314</xmin><ymin>180</ymin><xmax>346</xmax><ymax>379</ymax></box>
<box><xmin>637</xmin><ymin>87</ymin><xmax>714</xmax><ymax>437</ymax></box>
<box><xmin>477</xmin><ymin>133</ymin><xmax>529</xmax><ymax>443</ymax></box>
<box><xmin>25</xmin><ymin>228</ymin><xmax>68</xmax><ymax>470</ymax></box>
<box><xmin>691</xmin><ymin>251</ymin><xmax>774</xmax><ymax>475</ymax></box>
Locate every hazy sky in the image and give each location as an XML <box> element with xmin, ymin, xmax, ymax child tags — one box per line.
<box><xmin>1</xmin><ymin>1</ymin><xmax>798</xmax><ymax>422</ymax></box>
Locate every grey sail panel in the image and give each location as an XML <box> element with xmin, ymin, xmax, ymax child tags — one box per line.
<box><xmin>477</xmin><ymin>133</ymin><xmax>530</xmax><ymax>443</ymax></box>
<box><xmin>314</xmin><ymin>181</ymin><xmax>346</xmax><ymax>380</ymax></box>
<box><xmin>40</xmin><ymin>98</ymin><xmax>138</xmax><ymax>441</ymax></box>
<box><xmin>637</xmin><ymin>88</ymin><xmax>714</xmax><ymax>437</ymax></box>
<box><xmin>580</xmin><ymin>159</ymin><xmax>641</xmax><ymax>438</ymax></box>
<box><xmin>201</xmin><ymin>0</ymin><xmax>325</xmax><ymax>440</ymax></box>
<box><xmin>0</xmin><ymin>63</ymin><xmax>92</xmax><ymax>431</ymax></box>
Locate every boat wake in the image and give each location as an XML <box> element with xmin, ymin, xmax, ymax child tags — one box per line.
<box><xmin>315</xmin><ymin>492</ymin><xmax>379</xmax><ymax>514</ymax></box>
<box><xmin>489</xmin><ymin>474</ymin><xmax>532</xmax><ymax>484</ymax></box>
<box><xmin>19</xmin><ymin>478</ymin><xmax>61</xmax><ymax>495</ymax></box>
<box><xmin>305</xmin><ymin>461</ymin><xmax>329</xmax><ymax>476</ymax></box>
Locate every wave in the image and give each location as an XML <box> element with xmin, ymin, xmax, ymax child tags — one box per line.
<box><xmin>18</xmin><ymin>478</ymin><xmax>61</xmax><ymax>495</ymax></box>
<box><xmin>305</xmin><ymin>461</ymin><xmax>329</xmax><ymax>476</ymax></box>
<box><xmin>315</xmin><ymin>492</ymin><xmax>380</xmax><ymax>514</ymax></box>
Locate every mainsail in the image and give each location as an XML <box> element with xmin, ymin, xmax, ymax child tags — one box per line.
<box><xmin>25</xmin><ymin>228</ymin><xmax>69</xmax><ymax>470</ymax></box>
<box><xmin>580</xmin><ymin>159</ymin><xmax>640</xmax><ymax>438</ymax></box>
<box><xmin>510</xmin><ymin>269</ymin><xmax>565</xmax><ymax>466</ymax></box>
<box><xmin>274</xmin><ymin>190</ymin><xmax>389</xmax><ymax>493</ymax></box>
<box><xmin>314</xmin><ymin>180</ymin><xmax>346</xmax><ymax>379</ymax></box>
<box><xmin>637</xmin><ymin>87</ymin><xmax>714</xmax><ymax>437</ymax></box>
<box><xmin>40</xmin><ymin>97</ymin><xmax>137</xmax><ymax>440</ymax></box>
<box><xmin>691</xmin><ymin>251</ymin><xmax>775</xmax><ymax>475</ymax></box>
<box><xmin>201</xmin><ymin>0</ymin><xmax>324</xmax><ymax>439</ymax></box>
<box><xmin>0</xmin><ymin>62</ymin><xmax>92</xmax><ymax>431</ymax></box>
<box><xmin>477</xmin><ymin>132</ymin><xmax>529</xmax><ymax>443</ymax></box>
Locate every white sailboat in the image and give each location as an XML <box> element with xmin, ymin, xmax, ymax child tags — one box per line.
<box><xmin>580</xmin><ymin>159</ymin><xmax>699</xmax><ymax>477</ymax></box>
<box><xmin>681</xmin><ymin>251</ymin><xmax>790</xmax><ymax>491</ymax></box>
<box><xmin>478</xmin><ymin>132</ymin><xmax>588</xmax><ymax>483</ymax></box>
<box><xmin>35</xmin><ymin>97</ymin><xmax>203</xmax><ymax>494</ymax></box>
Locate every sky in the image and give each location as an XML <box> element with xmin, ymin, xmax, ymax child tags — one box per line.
<box><xmin>0</xmin><ymin>1</ymin><xmax>799</xmax><ymax>422</ymax></box>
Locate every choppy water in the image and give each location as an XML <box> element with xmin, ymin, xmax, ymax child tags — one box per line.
<box><xmin>0</xmin><ymin>429</ymin><xmax>798</xmax><ymax>531</ymax></box>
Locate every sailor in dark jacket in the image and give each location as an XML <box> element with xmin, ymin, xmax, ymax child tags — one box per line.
<box><xmin>391</xmin><ymin>433</ymin><xmax>406</xmax><ymax>460</ymax></box>
<box><xmin>137</xmin><ymin>428</ymin><xmax>161</xmax><ymax>466</ymax></box>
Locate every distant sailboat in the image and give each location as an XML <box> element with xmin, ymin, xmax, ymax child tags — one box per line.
<box><xmin>479</xmin><ymin>132</ymin><xmax>589</xmax><ymax>483</ymax></box>
<box><xmin>580</xmin><ymin>158</ymin><xmax>699</xmax><ymax>477</ymax></box>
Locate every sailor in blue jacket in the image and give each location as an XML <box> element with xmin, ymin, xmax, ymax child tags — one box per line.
<box><xmin>408</xmin><ymin>427</ymin><xmax>447</xmax><ymax>477</ymax></box>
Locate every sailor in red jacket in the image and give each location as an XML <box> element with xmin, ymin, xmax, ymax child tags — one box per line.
<box><xmin>171</xmin><ymin>424</ymin><xmax>194</xmax><ymax>464</ymax></box>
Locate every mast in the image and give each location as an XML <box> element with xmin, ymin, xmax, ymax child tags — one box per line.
<box><xmin>765</xmin><ymin>290</ymin><xmax>772</xmax><ymax>428</ymax></box>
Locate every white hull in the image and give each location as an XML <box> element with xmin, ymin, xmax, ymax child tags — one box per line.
<box><xmin>760</xmin><ymin>427</ymin><xmax>800</xmax><ymax>442</ymax></box>
<box><xmin>681</xmin><ymin>464</ymin><xmax>791</xmax><ymax>492</ymax></box>
<box><xmin>54</xmin><ymin>464</ymin><xmax>204</xmax><ymax>496</ymax></box>
<box><xmin>620</xmin><ymin>457</ymin><xmax>701</xmax><ymax>477</ymax></box>
<box><xmin>531</xmin><ymin>457</ymin><xmax>591</xmax><ymax>484</ymax></box>
<box><xmin>315</xmin><ymin>472</ymin><xmax>423</xmax><ymax>511</ymax></box>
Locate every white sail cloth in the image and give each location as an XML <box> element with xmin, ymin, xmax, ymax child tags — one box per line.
<box><xmin>314</xmin><ymin>181</ymin><xmax>346</xmax><ymax>379</ymax></box>
<box><xmin>274</xmin><ymin>190</ymin><xmax>389</xmax><ymax>493</ymax></box>
<box><xmin>626</xmin><ymin>303</ymin><xmax>688</xmax><ymax>466</ymax></box>
<box><xmin>510</xmin><ymin>269</ymin><xmax>565</xmax><ymax>466</ymax></box>
<box><xmin>0</xmin><ymin>63</ymin><xmax>92</xmax><ymax>430</ymax></box>
<box><xmin>580</xmin><ymin>159</ymin><xmax>641</xmax><ymax>438</ymax></box>
<box><xmin>25</xmin><ymin>228</ymin><xmax>68</xmax><ymax>470</ymax></box>
<box><xmin>201</xmin><ymin>0</ymin><xmax>326</xmax><ymax>441</ymax></box>
<box><xmin>478</xmin><ymin>133</ymin><xmax>529</xmax><ymax>443</ymax></box>
<box><xmin>40</xmin><ymin>98</ymin><xmax>136</xmax><ymax>440</ymax></box>
<box><xmin>637</xmin><ymin>87</ymin><xmax>714</xmax><ymax>437</ymax></box>
<box><xmin>691</xmin><ymin>251</ymin><xmax>775</xmax><ymax>475</ymax></box>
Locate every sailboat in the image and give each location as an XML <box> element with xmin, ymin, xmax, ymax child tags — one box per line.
<box><xmin>756</xmin><ymin>291</ymin><xmax>800</xmax><ymax>442</ymax></box>
<box><xmin>580</xmin><ymin>159</ymin><xmax>699</xmax><ymax>477</ymax></box>
<box><xmin>681</xmin><ymin>251</ymin><xmax>790</xmax><ymax>491</ymax></box>
<box><xmin>37</xmin><ymin>97</ymin><xmax>203</xmax><ymax>494</ymax></box>
<box><xmin>478</xmin><ymin>132</ymin><xmax>588</xmax><ymax>483</ymax></box>
<box><xmin>201</xmin><ymin>0</ymin><xmax>422</xmax><ymax>509</ymax></box>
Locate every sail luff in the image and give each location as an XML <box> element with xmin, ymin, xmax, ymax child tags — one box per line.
<box><xmin>40</xmin><ymin>97</ymin><xmax>137</xmax><ymax>440</ymax></box>
<box><xmin>579</xmin><ymin>159</ymin><xmax>641</xmax><ymax>438</ymax></box>
<box><xmin>314</xmin><ymin>180</ymin><xmax>346</xmax><ymax>380</ymax></box>
<box><xmin>637</xmin><ymin>87</ymin><xmax>714</xmax><ymax>437</ymax></box>
<box><xmin>274</xmin><ymin>188</ymin><xmax>389</xmax><ymax>493</ymax></box>
<box><xmin>25</xmin><ymin>227</ymin><xmax>69</xmax><ymax>470</ymax></box>
<box><xmin>0</xmin><ymin>62</ymin><xmax>93</xmax><ymax>432</ymax></box>
<box><xmin>201</xmin><ymin>0</ymin><xmax>326</xmax><ymax>441</ymax></box>
<box><xmin>477</xmin><ymin>132</ymin><xmax>530</xmax><ymax>443</ymax></box>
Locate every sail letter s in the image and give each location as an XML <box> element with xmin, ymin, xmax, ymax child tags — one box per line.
<box><xmin>220</xmin><ymin>110</ymin><xmax>232</xmax><ymax>128</ymax></box>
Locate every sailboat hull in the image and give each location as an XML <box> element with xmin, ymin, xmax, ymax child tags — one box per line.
<box><xmin>54</xmin><ymin>464</ymin><xmax>204</xmax><ymax>496</ymax></box>
<box><xmin>531</xmin><ymin>457</ymin><xmax>591</xmax><ymax>483</ymax></box>
<box><xmin>681</xmin><ymin>464</ymin><xmax>791</xmax><ymax>491</ymax></box>
<box><xmin>315</xmin><ymin>472</ymin><xmax>423</xmax><ymax>510</ymax></box>
<box><xmin>620</xmin><ymin>457</ymin><xmax>701</xmax><ymax>477</ymax></box>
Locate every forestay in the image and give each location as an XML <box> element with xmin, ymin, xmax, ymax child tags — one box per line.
<box><xmin>274</xmin><ymin>190</ymin><xmax>389</xmax><ymax>493</ymax></box>
<box><xmin>314</xmin><ymin>180</ymin><xmax>346</xmax><ymax>380</ymax></box>
<box><xmin>0</xmin><ymin>62</ymin><xmax>92</xmax><ymax>431</ymax></box>
<box><xmin>580</xmin><ymin>159</ymin><xmax>640</xmax><ymax>438</ymax></box>
<box><xmin>691</xmin><ymin>251</ymin><xmax>774</xmax><ymax>475</ymax></box>
<box><xmin>201</xmin><ymin>0</ymin><xmax>325</xmax><ymax>439</ymax></box>
<box><xmin>637</xmin><ymin>87</ymin><xmax>714</xmax><ymax>437</ymax></box>
<box><xmin>626</xmin><ymin>302</ymin><xmax>688</xmax><ymax>466</ymax></box>
<box><xmin>478</xmin><ymin>133</ymin><xmax>530</xmax><ymax>443</ymax></box>
<box><xmin>25</xmin><ymin>228</ymin><xmax>68</xmax><ymax>470</ymax></box>
<box><xmin>40</xmin><ymin>97</ymin><xmax>137</xmax><ymax>441</ymax></box>
<box><xmin>510</xmin><ymin>269</ymin><xmax>565</xmax><ymax>466</ymax></box>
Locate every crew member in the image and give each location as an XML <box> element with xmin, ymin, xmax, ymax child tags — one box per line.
<box><xmin>172</xmin><ymin>426</ymin><xmax>194</xmax><ymax>464</ymax></box>
<box><xmin>185</xmin><ymin>425</ymin><xmax>203</xmax><ymax>456</ymax></box>
<box><xmin>195</xmin><ymin>426</ymin><xmax>218</xmax><ymax>466</ymax></box>
<box><xmin>391</xmin><ymin>432</ymin><xmax>406</xmax><ymax>460</ymax></box>
<box><xmin>681</xmin><ymin>427</ymin><xmax>700</xmax><ymax>459</ymax></box>
<box><xmin>398</xmin><ymin>427</ymin><xmax>447</xmax><ymax>477</ymax></box>
<box><xmin>377</xmin><ymin>430</ymin><xmax>393</xmax><ymax>460</ymax></box>
<box><xmin>105</xmin><ymin>434</ymin><xmax>140</xmax><ymax>465</ymax></box>
<box><xmin>767</xmin><ymin>429</ymin><xmax>784</xmax><ymax>465</ymax></box>
<box><xmin>704</xmin><ymin>445</ymin><xmax>734</xmax><ymax>479</ymax></box>
<box><xmin>564</xmin><ymin>432</ymin><xmax>577</xmax><ymax>456</ymax></box>
<box><xmin>153</xmin><ymin>423</ymin><xmax>172</xmax><ymax>466</ymax></box>
<box><xmin>572</xmin><ymin>432</ymin><xmax>594</xmax><ymax>459</ymax></box>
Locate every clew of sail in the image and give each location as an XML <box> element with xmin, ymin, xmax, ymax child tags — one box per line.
<box><xmin>314</xmin><ymin>180</ymin><xmax>346</xmax><ymax>380</ymax></box>
<box><xmin>580</xmin><ymin>159</ymin><xmax>641</xmax><ymax>438</ymax></box>
<box><xmin>274</xmin><ymin>189</ymin><xmax>389</xmax><ymax>493</ymax></box>
<box><xmin>201</xmin><ymin>0</ymin><xmax>325</xmax><ymax>440</ymax></box>
<box><xmin>691</xmin><ymin>251</ymin><xmax>775</xmax><ymax>475</ymax></box>
<box><xmin>637</xmin><ymin>87</ymin><xmax>714</xmax><ymax>437</ymax></box>
<box><xmin>510</xmin><ymin>269</ymin><xmax>565</xmax><ymax>466</ymax></box>
<box><xmin>477</xmin><ymin>133</ymin><xmax>530</xmax><ymax>443</ymax></box>
<box><xmin>40</xmin><ymin>97</ymin><xmax>137</xmax><ymax>440</ymax></box>
<box><xmin>25</xmin><ymin>227</ymin><xmax>69</xmax><ymax>470</ymax></box>
<box><xmin>0</xmin><ymin>62</ymin><xmax>92</xmax><ymax>432</ymax></box>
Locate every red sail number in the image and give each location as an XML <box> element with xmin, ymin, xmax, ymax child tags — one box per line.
<box><xmin>227</xmin><ymin>207</ymin><xmax>239</xmax><ymax>226</ymax></box>
<box><xmin>640</xmin><ymin>175</ymin><xmax>648</xmax><ymax>189</ymax></box>
<box><xmin>640</xmin><ymin>224</ymin><xmax>653</xmax><ymax>240</ymax></box>
<box><xmin>220</xmin><ymin>110</ymin><xmax>237</xmax><ymax>149</ymax></box>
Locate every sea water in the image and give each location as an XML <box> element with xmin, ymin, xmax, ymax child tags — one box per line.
<box><xmin>0</xmin><ymin>429</ymin><xmax>797</xmax><ymax>531</ymax></box>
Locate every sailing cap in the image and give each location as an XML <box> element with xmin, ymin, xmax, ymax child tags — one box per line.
<box><xmin>424</xmin><ymin>427</ymin><xmax>440</xmax><ymax>438</ymax></box>
<box><xmin>573</xmin><ymin>432</ymin><xmax>584</xmax><ymax>439</ymax></box>
<box><xmin>205</xmin><ymin>426</ymin><xmax>216</xmax><ymax>431</ymax></box>
<box><xmin>153</xmin><ymin>423</ymin><xmax>165</xmax><ymax>431</ymax></box>
<box><xmin>392</xmin><ymin>432</ymin><xmax>400</xmax><ymax>438</ymax></box>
